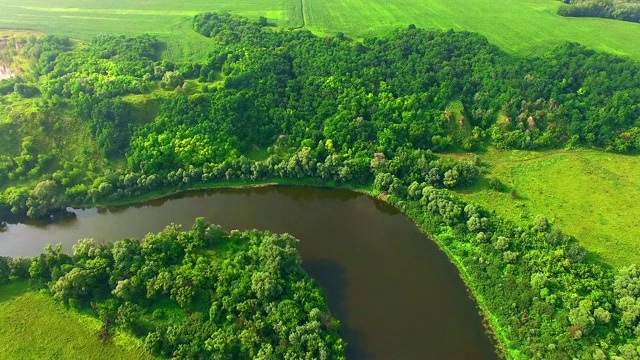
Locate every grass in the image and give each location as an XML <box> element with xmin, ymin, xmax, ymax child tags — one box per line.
<box><xmin>0</xmin><ymin>281</ymin><xmax>150</xmax><ymax>359</ymax></box>
<box><xmin>0</xmin><ymin>0</ymin><xmax>639</xmax><ymax>61</ymax></box>
<box><xmin>0</xmin><ymin>0</ymin><xmax>302</xmax><ymax>62</ymax></box>
<box><xmin>302</xmin><ymin>0</ymin><xmax>640</xmax><ymax>59</ymax></box>
<box><xmin>452</xmin><ymin>148</ymin><xmax>640</xmax><ymax>268</ymax></box>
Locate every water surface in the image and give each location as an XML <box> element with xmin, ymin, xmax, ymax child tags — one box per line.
<box><xmin>0</xmin><ymin>186</ymin><xmax>498</xmax><ymax>359</ymax></box>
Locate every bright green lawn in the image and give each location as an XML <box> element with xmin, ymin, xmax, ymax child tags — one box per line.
<box><xmin>1</xmin><ymin>0</ymin><xmax>640</xmax><ymax>61</ymax></box>
<box><xmin>454</xmin><ymin>149</ymin><xmax>640</xmax><ymax>268</ymax></box>
<box><xmin>0</xmin><ymin>281</ymin><xmax>150</xmax><ymax>359</ymax></box>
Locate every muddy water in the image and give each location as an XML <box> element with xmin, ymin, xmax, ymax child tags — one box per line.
<box><xmin>0</xmin><ymin>186</ymin><xmax>499</xmax><ymax>359</ymax></box>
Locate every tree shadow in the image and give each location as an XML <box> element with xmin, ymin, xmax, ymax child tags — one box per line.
<box><xmin>372</xmin><ymin>197</ymin><xmax>399</xmax><ymax>215</ymax></box>
<box><xmin>302</xmin><ymin>259</ymin><xmax>372</xmax><ymax>360</ymax></box>
<box><xmin>0</xmin><ymin>280</ymin><xmax>30</xmax><ymax>304</ymax></box>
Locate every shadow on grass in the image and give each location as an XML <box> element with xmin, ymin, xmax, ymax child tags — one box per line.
<box><xmin>0</xmin><ymin>280</ymin><xmax>30</xmax><ymax>303</ymax></box>
<box><xmin>585</xmin><ymin>251</ymin><xmax>615</xmax><ymax>271</ymax></box>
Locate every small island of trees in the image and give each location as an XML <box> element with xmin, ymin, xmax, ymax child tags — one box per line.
<box><xmin>0</xmin><ymin>218</ymin><xmax>345</xmax><ymax>359</ymax></box>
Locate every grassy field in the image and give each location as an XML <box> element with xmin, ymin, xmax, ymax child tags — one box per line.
<box><xmin>0</xmin><ymin>0</ymin><xmax>303</xmax><ymax>61</ymax></box>
<box><xmin>0</xmin><ymin>0</ymin><xmax>640</xmax><ymax>61</ymax></box>
<box><xmin>303</xmin><ymin>0</ymin><xmax>640</xmax><ymax>58</ymax></box>
<box><xmin>0</xmin><ymin>281</ymin><xmax>149</xmax><ymax>359</ymax></box>
<box><xmin>453</xmin><ymin>149</ymin><xmax>640</xmax><ymax>268</ymax></box>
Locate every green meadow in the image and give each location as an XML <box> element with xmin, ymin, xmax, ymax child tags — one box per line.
<box><xmin>0</xmin><ymin>282</ymin><xmax>149</xmax><ymax>359</ymax></box>
<box><xmin>455</xmin><ymin>149</ymin><xmax>640</xmax><ymax>268</ymax></box>
<box><xmin>0</xmin><ymin>0</ymin><xmax>303</xmax><ymax>61</ymax></box>
<box><xmin>1</xmin><ymin>0</ymin><xmax>640</xmax><ymax>61</ymax></box>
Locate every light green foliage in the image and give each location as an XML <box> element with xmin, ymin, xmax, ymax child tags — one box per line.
<box><xmin>25</xmin><ymin>180</ymin><xmax>64</xmax><ymax>218</ymax></box>
<box><xmin>161</xmin><ymin>71</ymin><xmax>184</xmax><ymax>89</ymax></box>
<box><xmin>568</xmin><ymin>307</ymin><xmax>595</xmax><ymax>339</ymax></box>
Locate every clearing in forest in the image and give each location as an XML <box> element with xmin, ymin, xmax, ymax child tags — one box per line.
<box><xmin>455</xmin><ymin>149</ymin><xmax>640</xmax><ymax>268</ymax></box>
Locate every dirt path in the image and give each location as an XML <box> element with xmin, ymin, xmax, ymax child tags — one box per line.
<box><xmin>0</xmin><ymin>65</ymin><xmax>14</xmax><ymax>80</ymax></box>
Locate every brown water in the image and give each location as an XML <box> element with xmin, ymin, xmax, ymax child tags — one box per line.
<box><xmin>0</xmin><ymin>186</ymin><xmax>499</xmax><ymax>359</ymax></box>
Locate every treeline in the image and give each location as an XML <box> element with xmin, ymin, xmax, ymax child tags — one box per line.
<box><xmin>0</xmin><ymin>142</ymin><xmax>477</xmax><ymax>219</ymax></box>
<box><xmin>558</xmin><ymin>0</ymin><xmax>640</xmax><ymax>23</ymax></box>
<box><xmin>0</xmin><ymin>219</ymin><xmax>345</xmax><ymax>359</ymax></box>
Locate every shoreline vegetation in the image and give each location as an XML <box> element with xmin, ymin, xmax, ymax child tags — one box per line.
<box><xmin>2</xmin><ymin>11</ymin><xmax>640</xmax><ymax>359</ymax></box>
<box><xmin>4</xmin><ymin>179</ymin><xmax>508</xmax><ymax>358</ymax></box>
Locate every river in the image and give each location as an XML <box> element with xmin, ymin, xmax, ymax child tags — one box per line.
<box><xmin>0</xmin><ymin>186</ymin><xmax>499</xmax><ymax>359</ymax></box>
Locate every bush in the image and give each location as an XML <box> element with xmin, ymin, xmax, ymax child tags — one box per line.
<box><xmin>488</xmin><ymin>177</ymin><xmax>504</xmax><ymax>192</ymax></box>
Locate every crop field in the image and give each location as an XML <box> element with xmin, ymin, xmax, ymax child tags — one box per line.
<box><xmin>1</xmin><ymin>0</ymin><xmax>640</xmax><ymax>61</ymax></box>
<box><xmin>0</xmin><ymin>0</ymin><xmax>303</xmax><ymax>61</ymax></box>
<box><xmin>0</xmin><ymin>282</ymin><xmax>149</xmax><ymax>359</ymax></box>
<box><xmin>302</xmin><ymin>0</ymin><xmax>640</xmax><ymax>58</ymax></box>
<box><xmin>454</xmin><ymin>149</ymin><xmax>640</xmax><ymax>268</ymax></box>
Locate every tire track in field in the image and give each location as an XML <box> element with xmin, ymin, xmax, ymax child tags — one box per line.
<box><xmin>292</xmin><ymin>0</ymin><xmax>305</xmax><ymax>29</ymax></box>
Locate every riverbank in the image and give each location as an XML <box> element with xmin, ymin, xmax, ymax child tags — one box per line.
<box><xmin>88</xmin><ymin>177</ymin><xmax>374</xmax><ymax>209</ymax></box>
<box><xmin>393</xmin><ymin>199</ymin><xmax>511</xmax><ymax>359</ymax></box>
<box><xmin>86</xmin><ymin>179</ymin><xmax>506</xmax><ymax>359</ymax></box>
<box><xmin>0</xmin><ymin>184</ymin><xmax>499</xmax><ymax>359</ymax></box>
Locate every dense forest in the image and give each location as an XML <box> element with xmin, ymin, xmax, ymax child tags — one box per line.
<box><xmin>1</xmin><ymin>13</ymin><xmax>640</xmax><ymax>220</ymax></box>
<box><xmin>1</xmin><ymin>12</ymin><xmax>640</xmax><ymax>358</ymax></box>
<box><xmin>0</xmin><ymin>219</ymin><xmax>345</xmax><ymax>359</ymax></box>
<box><xmin>558</xmin><ymin>0</ymin><xmax>640</xmax><ymax>23</ymax></box>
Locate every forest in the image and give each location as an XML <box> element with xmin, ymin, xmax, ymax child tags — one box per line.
<box><xmin>1</xmin><ymin>11</ymin><xmax>640</xmax><ymax>359</ymax></box>
<box><xmin>0</xmin><ymin>219</ymin><xmax>345</xmax><ymax>359</ymax></box>
<box><xmin>558</xmin><ymin>0</ymin><xmax>640</xmax><ymax>23</ymax></box>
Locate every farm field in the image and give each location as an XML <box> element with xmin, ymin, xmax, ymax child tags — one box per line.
<box><xmin>0</xmin><ymin>0</ymin><xmax>640</xmax><ymax>61</ymax></box>
<box><xmin>455</xmin><ymin>149</ymin><xmax>640</xmax><ymax>268</ymax></box>
<box><xmin>0</xmin><ymin>281</ymin><xmax>149</xmax><ymax>360</ymax></box>
<box><xmin>0</xmin><ymin>0</ymin><xmax>303</xmax><ymax>61</ymax></box>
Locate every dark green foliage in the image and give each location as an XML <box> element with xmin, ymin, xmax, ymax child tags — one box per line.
<box><xmin>4</xmin><ymin>12</ymin><xmax>640</xmax><ymax>216</ymax></box>
<box><xmin>488</xmin><ymin>177</ymin><xmax>504</xmax><ymax>192</ymax></box>
<box><xmin>0</xmin><ymin>256</ymin><xmax>10</xmax><ymax>284</ymax></box>
<box><xmin>13</xmin><ymin>83</ymin><xmax>39</xmax><ymax>98</ymax></box>
<box><xmin>88</xmin><ymin>98</ymin><xmax>134</xmax><ymax>158</ymax></box>
<box><xmin>20</xmin><ymin>219</ymin><xmax>345</xmax><ymax>359</ymax></box>
<box><xmin>0</xmin><ymin>78</ymin><xmax>19</xmax><ymax>95</ymax></box>
<box><xmin>558</xmin><ymin>0</ymin><xmax>640</xmax><ymax>24</ymax></box>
